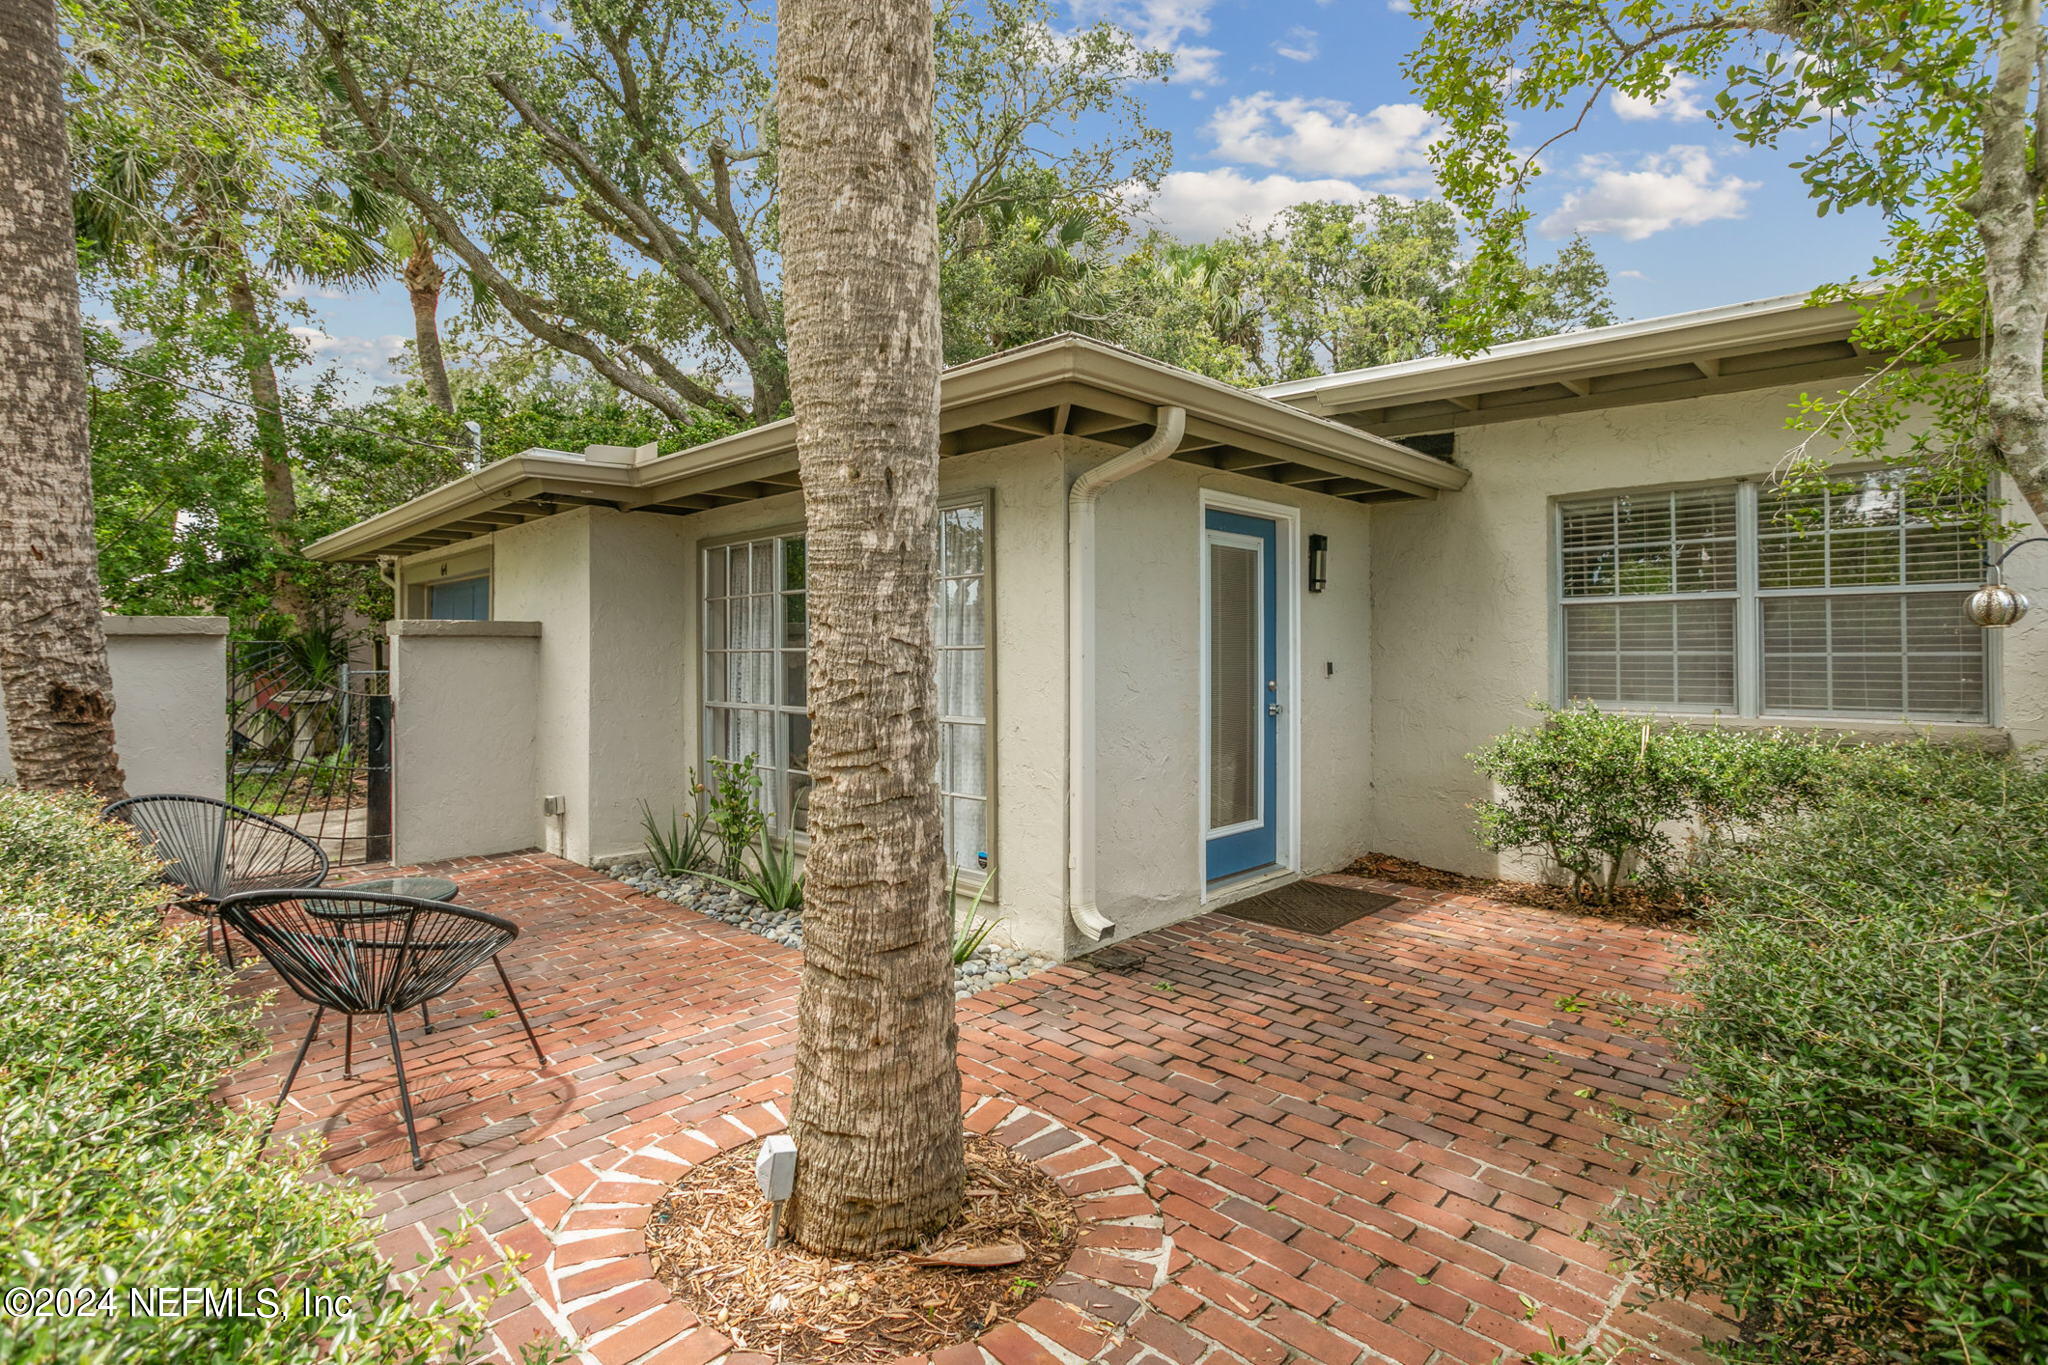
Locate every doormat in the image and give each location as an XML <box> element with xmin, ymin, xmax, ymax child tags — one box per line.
<box><xmin>1219</xmin><ymin>880</ymin><xmax>1399</xmax><ymax>935</ymax></box>
<box><xmin>1081</xmin><ymin>944</ymin><xmax>1149</xmax><ymax>973</ymax></box>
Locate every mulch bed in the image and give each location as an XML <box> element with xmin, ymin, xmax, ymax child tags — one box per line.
<box><xmin>1347</xmin><ymin>851</ymin><xmax>1694</xmax><ymax>928</ymax></box>
<box><xmin>643</xmin><ymin>1135</ymin><xmax>1078</xmax><ymax>1364</ymax></box>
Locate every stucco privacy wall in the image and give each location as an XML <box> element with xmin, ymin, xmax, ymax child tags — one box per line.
<box><xmin>1088</xmin><ymin>449</ymin><xmax>1376</xmax><ymax>944</ymax></box>
<box><xmin>0</xmin><ymin>616</ymin><xmax>228</xmax><ymax>798</ymax></box>
<box><xmin>388</xmin><ymin>619</ymin><xmax>540</xmax><ymax>864</ymax></box>
<box><xmin>1367</xmin><ymin>378</ymin><xmax>2048</xmax><ymax>877</ymax></box>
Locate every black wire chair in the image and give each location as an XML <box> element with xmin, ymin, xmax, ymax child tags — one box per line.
<box><xmin>216</xmin><ymin>888</ymin><xmax>549</xmax><ymax>1169</ymax></box>
<box><xmin>104</xmin><ymin>794</ymin><xmax>330</xmax><ymax>968</ymax></box>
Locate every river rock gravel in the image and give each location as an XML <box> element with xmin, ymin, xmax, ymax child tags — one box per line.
<box><xmin>602</xmin><ymin>860</ymin><xmax>1055</xmax><ymax>998</ymax></box>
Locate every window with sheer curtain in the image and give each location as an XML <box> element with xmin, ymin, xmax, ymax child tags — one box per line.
<box><xmin>702</xmin><ymin>496</ymin><xmax>991</xmax><ymax>871</ymax></box>
<box><xmin>1557</xmin><ymin>471</ymin><xmax>1988</xmax><ymax>722</ymax></box>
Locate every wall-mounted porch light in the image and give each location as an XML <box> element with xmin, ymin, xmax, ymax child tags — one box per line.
<box><xmin>1966</xmin><ymin>536</ymin><xmax>2048</xmax><ymax>627</ymax></box>
<box><xmin>1308</xmin><ymin>534</ymin><xmax>1329</xmax><ymax>593</ymax></box>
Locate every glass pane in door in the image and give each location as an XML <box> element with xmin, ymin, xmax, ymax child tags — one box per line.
<box><xmin>1208</xmin><ymin>540</ymin><xmax>1260</xmax><ymax>828</ymax></box>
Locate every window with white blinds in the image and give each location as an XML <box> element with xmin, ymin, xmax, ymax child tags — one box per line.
<box><xmin>703</xmin><ymin>496</ymin><xmax>992</xmax><ymax>872</ymax></box>
<box><xmin>1557</xmin><ymin>472</ymin><xmax>1989</xmax><ymax>722</ymax></box>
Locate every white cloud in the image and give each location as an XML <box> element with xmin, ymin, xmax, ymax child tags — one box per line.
<box><xmin>1208</xmin><ymin>93</ymin><xmax>1437</xmax><ymax>183</ymax></box>
<box><xmin>1174</xmin><ymin>46</ymin><xmax>1223</xmax><ymax>83</ymax></box>
<box><xmin>288</xmin><ymin>325</ymin><xmax>411</xmax><ymax>384</ymax></box>
<box><xmin>1140</xmin><ymin>167</ymin><xmax>1378</xmax><ymax>240</ymax></box>
<box><xmin>1609</xmin><ymin>72</ymin><xmax>1711</xmax><ymax>121</ymax></box>
<box><xmin>1538</xmin><ymin>146</ymin><xmax>1757</xmax><ymax>241</ymax></box>
<box><xmin>1273</xmin><ymin>26</ymin><xmax>1318</xmax><ymax>62</ymax></box>
<box><xmin>278</xmin><ymin>280</ymin><xmax>350</xmax><ymax>301</ymax></box>
<box><xmin>1070</xmin><ymin>0</ymin><xmax>1225</xmax><ymax>83</ymax></box>
<box><xmin>1386</xmin><ymin>0</ymin><xmax>1412</xmax><ymax>11</ymax></box>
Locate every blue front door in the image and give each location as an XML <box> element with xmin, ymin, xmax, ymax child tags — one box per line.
<box><xmin>1204</xmin><ymin>508</ymin><xmax>1279</xmax><ymax>882</ymax></box>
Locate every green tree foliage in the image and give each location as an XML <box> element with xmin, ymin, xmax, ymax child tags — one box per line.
<box><xmin>1404</xmin><ymin>0</ymin><xmax>2048</xmax><ymax>539</ymax></box>
<box><xmin>943</xmin><ymin>192</ymin><xmax>1615</xmax><ymax>384</ymax></box>
<box><xmin>1613</xmin><ymin>743</ymin><xmax>2048</xmax><ymax>1361</ymax></box>
<box><xmin>132</xmin><ymin>0</ymin><xmax>1169</xmax><ymax>427</ymax></box>
<box><xmin>84</xmin><ymin>303</ymin><xmax>733</xmax><ymax>629</ymax></box>
<box><xmin>0</xmin><ymin>787</ymin><xmax>525</xmax><ymax>1363</ymax></box>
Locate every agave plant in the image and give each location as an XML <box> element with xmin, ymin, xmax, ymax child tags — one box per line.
<box><xmin>697</xmin><ymin>831</ymin><xmax>805</xmax><ymax>913</ymax></box>
<box><xmin>951</xmin><ymin>865</ymin><xmax>1001</xmax><ymax>964</ymax></box>
<box><xmin>640</xmin><ymin>801</ymin><xmax>713</xmax><ymax>877</ymax></box>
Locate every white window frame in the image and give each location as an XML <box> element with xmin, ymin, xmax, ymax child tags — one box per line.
<box><xmin>700</xmin><ymin>531</ymin><xmax>811</xmax><ymax>836</ymax></box>
<box><xmin>697</xmin><ymin>490</ymin><xmax>996</xmax><ymax>878</ymax></box>
<box><xmin>1551</xmin><ymin>474</ymin><xmax>1998</xmax><ymax>725</ymax></box>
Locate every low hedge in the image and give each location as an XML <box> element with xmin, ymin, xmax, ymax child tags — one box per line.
<box><xmin>1470</xmin><ymin>704</ymin><xmax>1831</xmax><ymax>904</ymax></box>
<box><xmin>1613</xmin><ymin>743</ymin><xmax>2048</xmax><ymax>1362</ymax></box>
<box><xmin>0</xmin><ymin>787</ymin><xmax>509</xmax><ymax>1363</ymax></box>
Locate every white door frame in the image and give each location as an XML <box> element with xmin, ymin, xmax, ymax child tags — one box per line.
<box><xmin>1197</xmin><ymin>490</ymin><xmax>1302</xmax><ymax>902</ymax></box>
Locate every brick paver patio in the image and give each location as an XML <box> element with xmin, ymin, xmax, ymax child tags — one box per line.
<box><xmin>225</xmin><ymin>852</ymin><xmax>1720</xmax><ymax>1365</ymax></box>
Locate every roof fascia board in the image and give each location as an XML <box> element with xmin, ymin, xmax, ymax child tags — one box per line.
<box><xmin>1270</xmin><ymin>295</ymin><xmax>1865</xmax><ymax>414</ymax></box>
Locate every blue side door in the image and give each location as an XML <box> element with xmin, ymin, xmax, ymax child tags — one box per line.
<box><xmin>1203</xmin><ymin>508</ymin><xmax>1279</xmax><ymax>882</ymax></box>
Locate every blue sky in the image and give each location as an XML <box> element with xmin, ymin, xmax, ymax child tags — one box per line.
<box><xmin>302</xmin><ymin>0</ymin><xmax>1897</xmax><ymax>391</ymax></box>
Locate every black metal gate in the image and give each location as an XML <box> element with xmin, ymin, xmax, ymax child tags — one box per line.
<box><xmin>227</xmin><ymin>642</ymin><xmax>393</xmax><ymax>866</ymax></box>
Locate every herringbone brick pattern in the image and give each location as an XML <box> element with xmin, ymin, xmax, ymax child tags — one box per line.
<box><xmin>224</xmin><ymin>853</ymin><xmax>1718</xmax><ymax>1365</ymax></box>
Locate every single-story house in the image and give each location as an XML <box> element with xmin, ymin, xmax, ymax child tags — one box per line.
<box><xmin>307</xmin><ymin>291</ymin><xmax>2048</xmax><ymax>958</ymax></box>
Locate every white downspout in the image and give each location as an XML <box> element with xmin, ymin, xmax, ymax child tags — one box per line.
<box><xmin>1066</xmin><ymin>405</ymin><xmax>1187</xmax><ymax>941</ymax></box>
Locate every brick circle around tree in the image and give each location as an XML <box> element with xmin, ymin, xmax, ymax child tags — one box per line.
<box><xmin>507</xmin><ymin>1096</ymin><xmax>1171</xmax><ymax>1365</ymax></box>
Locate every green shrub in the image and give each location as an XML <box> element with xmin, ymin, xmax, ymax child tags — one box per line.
<box><xmin>0</xmin><ymin>787</ymin><xmax>516</xmax><ymax>1364</ymax></box>
<box><xmin>1611</xmin><ymin>743</ymin><xmax>2048</xmax><ymax>1363</ymax></box>
<box><xmin>704</xmin><ymin>754</ymin><xmax>767</xmax><ymax>876</ymax></box>
<box><xmin>1469</xmin><ymin>704</ymin><xmax>1828</xmax><ymax>903</ymax></box>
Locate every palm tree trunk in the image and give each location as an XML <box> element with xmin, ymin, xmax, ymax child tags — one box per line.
<box><xmin>0</xmin><ymin>0</ymin><xmax>127</xmax><ymax>797</ymax></box>
<box><xmin>224</xmin><ymin>273</ymin><xmax>311</xmax><ymax>628</ymax></box>
<box><xmin>779</xmin><ymin>0</ymin><xmax>963</xmax><ymax>1256</ymax></box>
<box><xmin>403</xmin><ymin>231</ymin><xmax>455</xmax><ymax>414</ymax></box>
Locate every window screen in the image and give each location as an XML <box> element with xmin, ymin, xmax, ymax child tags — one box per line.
<box><xmin>1558</xmin><ymin>473</ymin><xmax>1988</xmax><ymax>722</ymax></box>
<box><xmin>1756</xmin><ymin>471</ymin><xmax>1985</xmax><ymax>720</ymax></box>
<box><xmin>1559</xmin><ymin>486</ymin><xmax>1738</xmax><ymax>708</ymax></box>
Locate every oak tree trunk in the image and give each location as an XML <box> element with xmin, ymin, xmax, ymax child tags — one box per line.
<box><xmin>403</xmin><ymin>231</ymin><xmax>456</xmax><ymax>414</ymax></box>
<box><xmin>0</xmin><ymin>0</ymin><xmax>127</xmax><ymax>796</ymax></box>
<box><xmin>1976</xmin><ymin>0</ymin><xmax>2048</xmax><ymax>528</ymax></box>
<box><xmin>778</xmin><ymin>0</ymin><xmax>964</xmax><ymax>1256</ymax></box>
<box><xmin>224</xmin><ymin>273</ymin><xmax>312</xmax><ymax>628</ymax></box>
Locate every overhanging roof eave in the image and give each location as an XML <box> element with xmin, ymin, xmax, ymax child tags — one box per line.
<box><xmin>306</xmin><ymin>335</ymin><xmax>1465</xmax><ymax>563</ymax></box>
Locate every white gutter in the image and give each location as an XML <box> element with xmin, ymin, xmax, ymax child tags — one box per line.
<box><xmin>1065</xmin><ymin>405</ymin><xmax>1186</xmax><ymax>941</ymax></box>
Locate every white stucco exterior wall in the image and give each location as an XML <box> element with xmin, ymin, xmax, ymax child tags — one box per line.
<box><xmin>0</xmin><ymin>616</ymin><xmax>228</xmax><ymax>798</ymax></box>
<box><xmin>1087</xmin><ymin>450</ymin><xmax>1377</xmax><ymax>944</ymax></box>
<box><xmin>1366</xmin><ymin>379</ymin><xmax>2048</xmax><ymax>877</ymax></box>
<box><xmin>585</xmin><ymin>512</ymin><xmax>692</xmax><ymax>862</ymax></box>
<box><xmin>383</xmin><ymin>435</ymin><xmax>1389</xmax><ymax>957</ymax></box>
<box><xmin>488</xmin><ymin>512</ymin><xmax>595</xmax><ymax>859</ymax></box>
<box><xmin>388</xmin><ymin>619</ymin><xmax>541</xmax><ymax>863</ymax></box>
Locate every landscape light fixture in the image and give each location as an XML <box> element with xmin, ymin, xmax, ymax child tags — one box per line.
<box><xmin>1966</xmin><ymin>536</ymin><xmax>2048</xmax><ymax>628</ymax></box>
<box><xmin>756</xmin><ymin>1134</ymin><xmax>797</xmax><ymax>1249</ymax></box>
<box><xmin>1308</xmin><ymin>534</ymin><xmax>1329</xmax><ymax>593</ymax></box>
